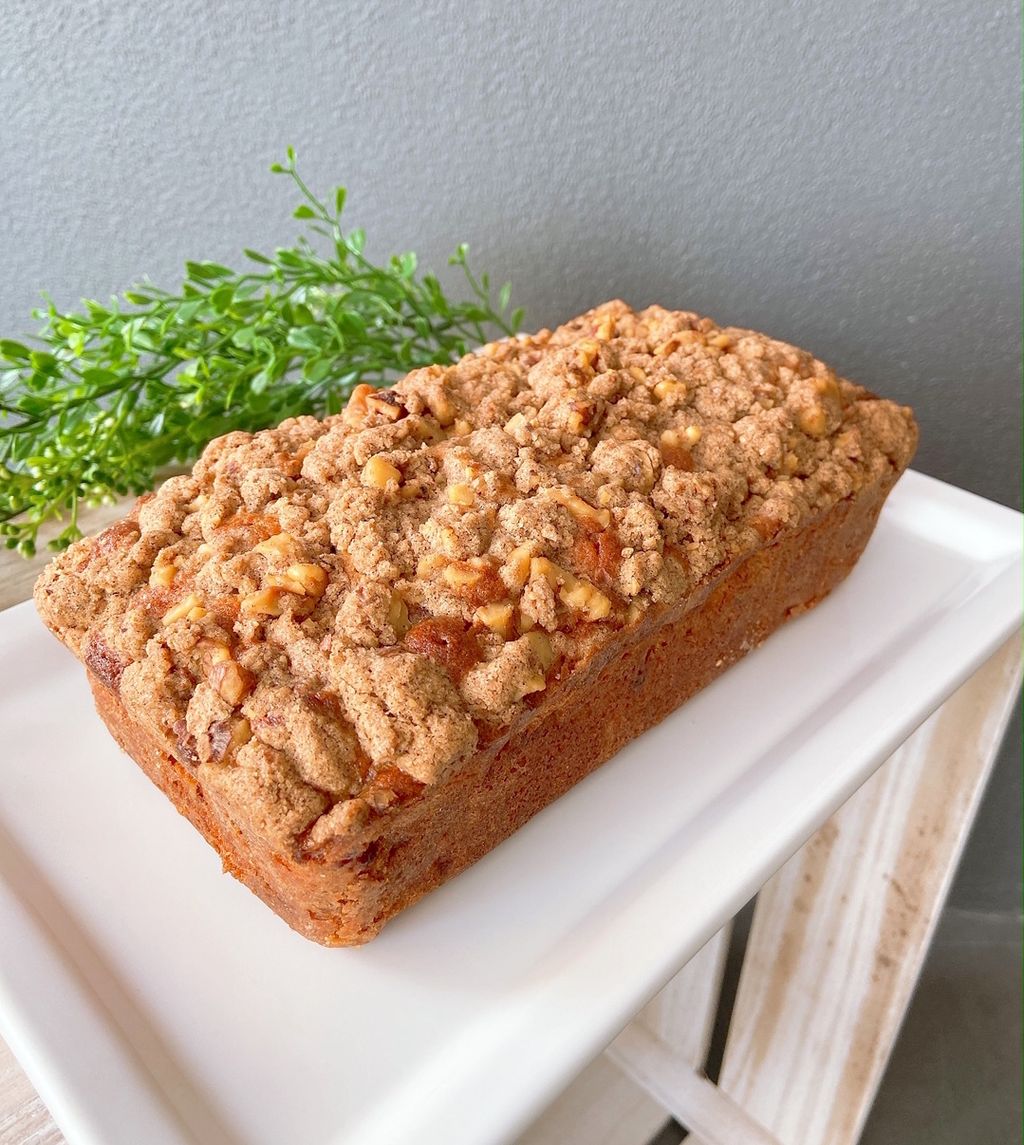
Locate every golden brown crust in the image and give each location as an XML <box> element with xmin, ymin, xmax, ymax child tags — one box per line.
<box><xmin>34</xmin><ymin>301</ymin><xmax>917</xmax><ymax>942</ymax></box>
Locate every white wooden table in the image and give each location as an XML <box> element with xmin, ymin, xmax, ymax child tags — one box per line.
<box><xmin>1</xmin><ymin>497</ymin><xmax>1020</xmax><ymax>1145</ymax></box>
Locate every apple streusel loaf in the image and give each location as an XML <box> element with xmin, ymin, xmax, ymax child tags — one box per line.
<box><xmin>34</xmin><ymin>301</ymin><xmax>917</xmax><ymax>945</ymax></box>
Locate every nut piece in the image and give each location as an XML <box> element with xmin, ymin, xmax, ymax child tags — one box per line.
<box><xmin>475</xmin><ymin>601</ymin><xmax>515</xmax><ymax>639</ymax></box>
<box><xmin>798</xmin><ymin>407</ymin><xmax>828</xmax><ymax>438</ymax></box>
<box><xmin>530</xmin><ymin>558</ymin><xmax>612</xmax><ymax>622</ymax></box>
<box><xmin>514</xmin><ymin>632</ymin><xmax>555</xmax><ymax>699</ymax></box>
<box><xmin>814</xmin><ymin>376</ymin><xmax>841</xmax><ymax>400</ymax></box>
<box><xmin>503</xmin><ymin>542</ymin><xmax>534</xmax><ymax>588</ymax></box>
<box><xmin>387</xmin><ymin>591</ymin><xmax>410</xmax><ymax>637</ymax></box>
<box><xmin>447</xmin><ymin>483</ymin><xmax>476</xmax><ymax>508</ymax></box>
<box><xmin>443</xmin><ymin>561</ymin><xmax>483</xmax><ymax>589</ymax></box>
<box><xmin>284</xmin><ymin>563</ymin><xmax>328</xmax><ymax>597</ymax></box>
<box><xmin>560</xmin><ymin>578</ymin><xmax>612</xmax><ymax>621</ymax></box>
<box><xmin>210</xmin><ymin>716</ymin><xmax>252</xmax><ymax>761</ymax></box>
<box><xmin>524</xmin><ymin>630</ymin><xmax>554</xmax><ymax>669</ymax></box>
<box><xmin>684</xmin><ymin>424</ymin><xmax>702</xmax><ymax>445</ymax></box>
<box><xmin>163</xmin><ymin>594</ymin><xmax>206</xmax><ymax>625</ymax></box>
<box><xmin>530</xmin><ymin>556</ymin><xmax>563</xmax><ymax>588</ymax></box>
<box><xmin>516</xmin><ymin>672</ymin><xmax>548</xmax><ymax>699</ymax></box>
<box><xmin>417</xmin><ymin>553</ymin><xmax>447</xmax><ymax>577</ymax></box>
<box><xmin>708</xmin><ymin>332</ymin><xmax>732</xmax><ymax>350</ymax></box>
<box><xmin>149</xmin><ymin>562</ymin><xmax>176</xmax><ymax>589</ymax></box>
<box><xmin>653</xmin><ymin>379</ymin><xmax>687</xmax><ymax>402</ymax></box>
<box><xmin>254</xmin><ymin>532</ymin><xmax>299</xmax><ymax>560</ymax></box>
<box><xmin>362</xmin><ymin>456</ymin><xmax>402</xmax><ymax>490</ymax></box>
<box><xmin>549</xmin><ymin>488</ymin><xmax>612</xmax><ymax>530</ymax></box>
<box><xmin>628</xmin><ymin>365</ymin><xmax>647</xmax><ymax>382</ymax></box>
<box><xmin>365</xmin><ymin>391</ymin><xmax>404</xmax><ymax>421</ymax></box>
<box><xmin>595</xmin><ymin>314</ymin><xmax>616</xmax><ymax>341</ymax></box>
<box><xmin>503</xmin><ymin>411</ymin><xmax>531</xmax><ymax>440</ymax></box>
<box><xmin>566</xmin><ymin>402</ymin><xmax>591</xmax><ymax>435</ymax></box>
<box><xmin>576</xmin><ymin>338</ymin><xmax>600</xmax><ymax>369</ymax></box>
<box><xmin>653</xmin><ymin>331</ymin><xmax>701</xmax><ymax>357</ymax></box>
<box><xmin>425</xmin><ymin>390</ymin><xmax>456</xmax><ymax>427</ymax></box>
<box><xmin>265</xmin><ymin>563</ymin><xmax>328</xmax><ymax>597</ymax></box>
<box><xmin>208</xmin><ymin>659</ymin><xmax>255</xmax><ymax>706</ymax></box>
<box><xmin>199</xmin><ymin>639</ymin><xmax>232</xmax><ymax>670</ymax></box>
<box><xmin>346</xmin><ymin>383</ymin><xmax>376</xmax><ymax>414</ymax></box>
<box><xmin>241</xmin><ymin>587</ymin><xmax>286</xmax><ymax>616</ymax></box>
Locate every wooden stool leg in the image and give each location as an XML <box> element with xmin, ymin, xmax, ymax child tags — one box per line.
<box><xmin>693</xmin><ymin>635</ymin><xmax>1022</xmax><ymax>1145</ymax></box>
<box><xmin>517</xmin><ymin>927</ymin><xmax>732</xmax><ymax>1145</ymax></box>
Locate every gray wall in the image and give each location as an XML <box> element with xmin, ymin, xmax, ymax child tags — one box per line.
<box><xmin>1</xmin><ymin>0</ymin><xmax>1020</xmax><ymax>909</ymax></box>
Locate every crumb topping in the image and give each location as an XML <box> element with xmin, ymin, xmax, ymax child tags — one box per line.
<box><xmin>34</xmin><ymin>301</ymin><xmax>917</xmax><ymax>851</ymax></box>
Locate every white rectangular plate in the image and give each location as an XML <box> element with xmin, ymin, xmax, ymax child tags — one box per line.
<box><xmin>1</xmin><ymin>471</ymin><xmax>1020</xmax><ymax>1145</ymax></box>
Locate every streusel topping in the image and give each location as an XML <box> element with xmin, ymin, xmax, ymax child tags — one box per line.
<box><xmin>35</xmin><ymin>301</ymin><xmax>917</xmax><ymax>849</ymax></box>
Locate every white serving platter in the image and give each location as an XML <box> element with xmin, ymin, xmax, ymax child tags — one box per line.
<box><xmin>0</xmin><ymin>470</ymin><xmax>1020</xmax><ymax>1145</ymax></box>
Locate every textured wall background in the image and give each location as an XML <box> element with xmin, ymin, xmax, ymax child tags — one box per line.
<box><xmin>1</xmin><ymin>0</ymin><xmax>1020</xmax><ymax>908</ymax></box>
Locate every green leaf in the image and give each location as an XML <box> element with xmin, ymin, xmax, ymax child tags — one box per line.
<box><xmin>334</xmin><ymin>186</ymin><xmax>347</xmax><ymax>216</ymax></box>
<box><xmin>0</xmin><ymin>340</ymin><xmax>31</xmax><ymax>362</ymax></box>
<box><xmin>293</xmin><ymin>204</ymin><xmax>316</xmax><ymax>219</ymax></box>
<box><xmin>275</xmin><ymin>249</ymin><xmax>306</xmax><ymax>268</ymax></box>
<box><xmin>286</xmin><ymin>325</ymin><xmax>329</xmax><ymax>352</ymax></box>
<box><xmin>303</xmin><ymin>357</ymin><xmax>332</xmax><ymax>384</ymax></box>
<box><xmin>175</xmin><ymin>299</ymin><xmax>205</xmax><ymax>324</ymax></box>
<box><xmin>29</xmin><ymin>351</ymin><xmax>59</xmax><ymax>372</ymax></box>
<box><xmin>209</xmin><ymin>284</ymin><xmax>235</xmax><ymax>312</ymax></box>
<box><xmin>186</xmin><ymin>261</ymin><xmax>234</xmax><ymax>281</ymax></box>
<box><xmin>81</xmin><ymin>367</ymin><xmax>118</xmax><ymax>385</ymax></box>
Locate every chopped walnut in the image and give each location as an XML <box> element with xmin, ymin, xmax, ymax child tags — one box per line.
<box><xmin>254</xmin><ymin>532</ymin><xmax>300</xmax><ymax>560</ymax></box>
<box><xmin>163</xmin><ymin>594</ymin><xmax>206</xmax><ymax>624</ymax></box>
<box><xmin>475</xmin><ymin>600</ymin><xmax>515</xmax><ymax>639</ymax></box>
<box><xmin>209</xmin><ymin>658</ymin><xmax>255</xmax><ymax>706</ymax></box>
<box><xmin>241</xmin><ymin>587</ymin><xmax>287</xmax><ymax>616</ymax></box>
<box><xmin>149</xmin><ymin>562</ymin><xmax>176</xmax><ymax>589</ymax></box>
<box><xmin>362</xmin><ymin>456</ymin><xmax>402</xmax><ymax>490</ymax></box>
<box><xmin>447</xmin><ymin>483</ymin><xmax>476</xmax><ymax>508</ymax></box>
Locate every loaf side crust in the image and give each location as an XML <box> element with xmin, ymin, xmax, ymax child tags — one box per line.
<box><xmin>87</xmin><ymin>466</ymin><xmax>894</xmax><ymax>944</ymax></box>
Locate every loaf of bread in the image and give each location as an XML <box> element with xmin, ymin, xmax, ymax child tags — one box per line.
<box><xmin>34</xmin><ymin>301</ymin><xmax>917</xmax><ymax>945</ymax></box>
